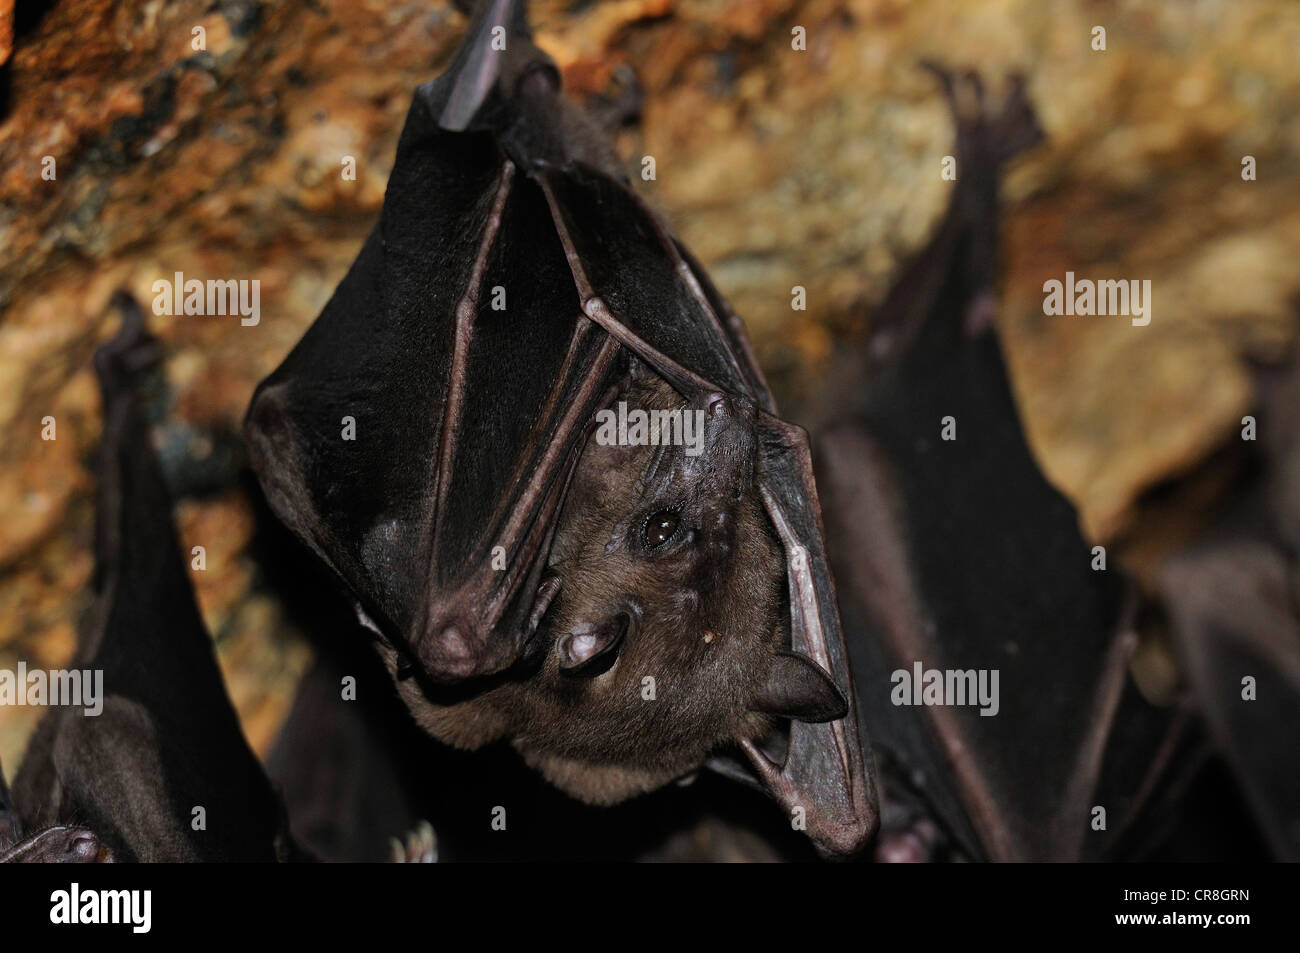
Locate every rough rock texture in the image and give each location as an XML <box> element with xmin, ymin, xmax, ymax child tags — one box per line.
<box><xmin>1</xmin><ymin>0</ymin><xmax>1298</xmax><ymax>778</ymax></box>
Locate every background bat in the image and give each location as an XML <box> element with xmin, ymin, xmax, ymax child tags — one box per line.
<box><xmin>9</xmin><ymin>293</ymin><xmax>297</xmax><ymax>863</ymax></box>
<box><xmin>1158</xmin><ymin>337</ymin><xmax>1300</xmax><ymax>860</ymax></box>
<box><xmin>267</xmin><ymin>647</ymin><xmax>437</xmax><ymax>863</ymax></box>
<box><xmin>808</xmin><ymin>68</ymin><xmax>1179</xmax><ymax>861</ymax></box>
<box><xmin>244</xmin><ymin>0</ymin><xmax>874</xmax><ymax>855</ymax></box>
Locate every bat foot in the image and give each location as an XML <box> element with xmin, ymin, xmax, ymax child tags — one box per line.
<box><xmin>874</xmin><ymin>817</ymin><xmax>942</xmax><ymax>863</ymax></box>
<box><xmin>921</xmin><ymin>61</ymin><xmax>1044</xmax><ymax>167</ymax></box>
<box><xmin>389</xmin><ymin>820</ymin><xmax>438</xmax><ymax>864</ymax></box>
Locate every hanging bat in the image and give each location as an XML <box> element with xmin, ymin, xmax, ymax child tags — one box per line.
<box><xmin>8</xmin><ymin>292</ymin><xmax>297</xmax><ymax>863</ymax></box>
<box><xmin>384</xmin><ymin>370</ymin><xmax>825</xmax><ymax>806</ymax></box>
<box><xmin>244</xmin><ymin>0</ymin><xmax>874</xmax><ymax>856</ymax></box>
<box><xmin>1158</xmin><ymin>339</ymin><xmax>1300</xmax><ymax>860</ymax></box>
<box><xmin>808</xmin><ymin>67</ymin><xmax>1176</xmax><ymax>861</ymax></box>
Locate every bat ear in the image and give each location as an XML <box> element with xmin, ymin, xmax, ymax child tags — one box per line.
<box><xmin>752</xmin><ymin>651</ymin><xmax>848</xmax><ymax>723</ymax></box>
<box><xmin>556</xmin><ymin>614</ymin><xmax>628</xmax><ymax>677</ymax></box>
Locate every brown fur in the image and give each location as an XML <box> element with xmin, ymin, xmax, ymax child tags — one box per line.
<box><xmin>388</xmin><ymin>374</ymin><xmax>787</xmax><ymax>803</ymax></box>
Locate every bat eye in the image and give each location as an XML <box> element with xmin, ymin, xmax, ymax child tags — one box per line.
<box><xmin>643</xmin><ymin>509</ymin><xmax>681</xmax><ymax>549</ymax></box>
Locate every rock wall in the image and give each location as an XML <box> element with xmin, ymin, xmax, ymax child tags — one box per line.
<box><xmin>1</xmin><ymin>0</ymin><xmax>1297</xmax><ymax>766</ymax></box>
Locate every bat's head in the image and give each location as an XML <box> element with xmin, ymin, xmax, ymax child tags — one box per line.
<box><xmin>400</xmin><ymin>372</ymin><xmax>846</xmax><ymax>804</ymax></box>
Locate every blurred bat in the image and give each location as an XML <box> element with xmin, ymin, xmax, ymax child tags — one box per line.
<box><xmin>244</xmin><ymin>0</ymin><xmax>874</xmax><ymax>856</ymax></box>
<box><xmin>9</xmin><ymin>293</ymin><xmax>297</xmax><ymax>863</ymax></box>
<box><xmin>810</xmin><ymin>67</ymin><xmax>1174</xmax><ymax>861</ymax></box>
<box><xmin>1159</xmin><ymin>339</ymin><xmax>1300</xmax><ymax>860</ymax></box>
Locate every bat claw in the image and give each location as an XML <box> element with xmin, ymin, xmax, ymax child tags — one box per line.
<box><xmin>390</xmin><ymin>820</ymin><xmax>438</xmax><ymax>863</ymax></box>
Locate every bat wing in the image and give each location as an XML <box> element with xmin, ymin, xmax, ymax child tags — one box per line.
<box><xmin>1154</xmin><ymin>339</ymin><xmax>1300</xmax><ymax>860</ymax></box>
<box><xmin>817</xmin><ymin>68</ymin><xmax>1169</xmax><ymax>861</ymax></box>
<box><xmin>1160</xmin><ymin>539</ymin><xmax>1300</xmax><ymax>860</ymax></box>
<box><xmin>12</xmin><ymin>294</ymin><xmax>293</xmax><ymax>862</ymax></box>
<box><xmin>245</xmin><ymin>0</ymin><xmax>874</xmax><ymax>854</ymax></box>
<box><xmin>746</xmin><ymin>422</ymin><xmax>878</xmax><ymax>855</ymax></box>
